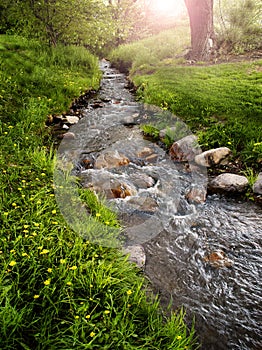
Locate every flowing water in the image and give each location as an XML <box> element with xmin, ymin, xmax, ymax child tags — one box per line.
<box><xmin>57</xmin><ymin>61</ymin><xmax>262</xmax><ymax>349</ymax></box>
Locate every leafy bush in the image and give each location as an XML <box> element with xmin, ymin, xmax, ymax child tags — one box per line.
<box><xmin>214</xmin><ymin>0</ymin><xmax>262</xmax><ymax>53</ymax></box>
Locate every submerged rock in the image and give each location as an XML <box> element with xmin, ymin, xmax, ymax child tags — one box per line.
<box><xmin>126</xmin><ymin>196</ymin><xmax>158</xmax><ymax>213</ymax></box>
<box><xmin>129</xmin><ymin>173</ymin><xmax>156</xmax><ymax>189</ymax></box>
<box><xmin>110</xmin><ymin>182</ymin><xmax>137</xmax><ymax>199</ymax></box>
<box><xmin>195</xmin><ymin>147</ymin><xmax>231</xmax><ymax>167</ymax></box>
<box><xmin>185</xmin><ymin>185</ymin><xmax>207</xmax><ymax>204</ymax></box>
<box><xmin>94</xmin><ymin>151</ymin><xmax>130</xmax><ymax>169</ymax></box>
<box><xmin>209</xmin><ymin>173</ymin><xmax>249</xmax><ymax>193</ymax></box>
<box><xmin>203</xmin><ymin>250</ymin><xmax>233</xmax><ymax>268</ymax></box>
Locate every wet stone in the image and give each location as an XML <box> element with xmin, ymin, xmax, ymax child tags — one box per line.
<box><xmin>63</xmin><ymin>115</ymin><xmax>80</xmax><ymax>125</ymax></box>
<box><xmin>185</xmin><ymin>185</ymin><xmax>207</xmax><ymax>204</ymax></box>
<box><xmin>195</xmin><ymin>147</ymin><xmax>231</xmax><ymax>167</ymax></box>
<box><xmin>94</xmin><ymin>151</ymin><xmax>130</xmax><ymax>169</ymax></box>
<box><xmin>83</xmin><ymin>175</ymin><xmax>137</xmax><ymax>200</ymax></box>
<box><xmin>61</xmin><ymin>132</ymin><xmax>76</xmax><ymax>140</ymax></box>
<box><xmin>126</xmin><ymin>197</ymin><xmax>158</xmax><ymax>213</ymax></box>
<box><xmin>203</xmin><ymin>250</ymin><xmax>233</xmax><ymax>268</ymax></box>
<box><xmin>209</xmin><ymin>173</ymin><xmax>249</xmax><ymax>193</ymax></box>
<box><xmin>169</xmin><ymin>135</ymin><xmax>201</xmax><ymax>162</ymax></box>
<box><xmin>129</xmin><ymin>173</ymin><xmax>156</xmax><ymax>189</ymax></box>
<box><xmin>136</xmin><ymin>147</ymin><xmax>154</xmax><ymax>158</ymax></box>
<box><xmin>80</xmin><ymin>157</ymin><xmax>94</xmax><ymax>169</ymax></box>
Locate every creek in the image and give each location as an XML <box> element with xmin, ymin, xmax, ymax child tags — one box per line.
<box><xmin>55</xmin><ymin>60</ymin><xmax>262</xmax><ymax>349</ymax></box>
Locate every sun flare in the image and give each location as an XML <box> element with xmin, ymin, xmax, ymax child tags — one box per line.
<box><xmin>152</xmin><ymin>0</ymin><xmax>185</xmax><ymax>17</ymax></box>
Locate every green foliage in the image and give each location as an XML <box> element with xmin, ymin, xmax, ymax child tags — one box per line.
<box><xmin>214</xmin><ymin>0</ymin><xmax>262</xmax><ymax>53</ymax></box>
<box><xmin>0</xmin><ymin>35</ymin><xmax>198</xmax><ymax>349</ymax></box>
<box><xmin>109</xmin><ymin>26</ymin><xmax>190</xmax><ymax>73</ymax></box>
<box><xmin>79</xmin><ymin>189</ymin><xmax>121</xmax><ymax>228</ymax></box>
<box><xmin>140</xmin><ymin>124</ymin><xmax>160</xmax><ymax>139</ymax></box>
<box><xmin>0</xmin><ymin>0</ymin><xmax>149</xmax><ymax>54</ymax></box>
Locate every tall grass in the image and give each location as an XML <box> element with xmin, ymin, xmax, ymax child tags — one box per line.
<box><xmin>109</xmin><ymin>25</ymin><xmax>190</xmax><ymax>74</ymax></box>
<box><xmin>0</xmin><ymin>34</ymin><xmax>198</xmax><ymax>349</ymax></box>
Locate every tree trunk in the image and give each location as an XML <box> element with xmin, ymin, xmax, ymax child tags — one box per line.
<box><xmin>184</xmin><ymin>0</ymin><xmax>215</xmax><ymax>61</ymax></box>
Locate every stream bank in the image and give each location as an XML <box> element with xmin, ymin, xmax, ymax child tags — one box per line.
<box><xmin>52</xmin><ymin>60</ymin><xmax>262</xmax><ymax>350</ymax></box>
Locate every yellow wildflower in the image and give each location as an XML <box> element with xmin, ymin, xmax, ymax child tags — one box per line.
<box><xmin>47</xmin><ymin>268</ymin><xmax>52</xmax><ymax>273</ymax></box>
<box><xmin>176</xmin><ymin>335</ymin><xmax>182</xmax><ymax>340</ymax></box>
<box><xmin>69</xmin><ymin>266</ymin><xmax>77</xmax><ymax>270</ymax></box>
<box><xmin>9</xmin><ymin>261</ymin><xmax>16</xmax><ymax>267</ymax></box>
<box><xmin>44</xmin><ymin>279</ymin><xmax>51</xmax><ymax>286</ymax></box>
<box><xmin>90</xmin><ymin>331</ymin><xmax>95</xmax><ymax>337</ymax></box>
<box><xmin>33</xmin><ymin>295</ymin><xmax>40</xmax><ymax>299</ymax></box>
<box><xmin>40</xmin><ymin>249</ymin><xmax>49</xmax><ymax>255</ymax></box>
<box><xmin>127</xmin><ymin>290</ymin><xmax>132</xmax><ymax>295</ymax></box>
<box><xmin>86</xmin><ymin>315</ymin><xmax>91</xmax><ymax>319</ymax></box>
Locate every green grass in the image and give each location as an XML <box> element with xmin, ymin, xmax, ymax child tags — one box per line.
<box><xmin>109</xmin><ymin>28</ymin><xmax>262</xmax><ymax>172</ymax></box>
<box><xmin>0</xmin><ymin>34</ymin><xmax>198</xmax><ymax>349</ymax></box>
<box><xmin>109</xmin><ymin>24</ymin><xmax>190</xmax><ymax>74</ymax></box>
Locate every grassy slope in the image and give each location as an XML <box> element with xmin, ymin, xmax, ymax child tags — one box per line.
<box><xmin>0</xmin><ymin>35</ymin><xmax>197</xmax><ymax>349</ymax></box>
<box><xmin>109</xmin><ymin>27</ymin><xmax>262</xmax><ymax>173</ymax></box>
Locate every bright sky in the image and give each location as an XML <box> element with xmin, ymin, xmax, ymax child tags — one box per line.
<box><xmin>151</xmin><ymin>0</ymin><xmax>186</xmax><ymax>17</ymax></box>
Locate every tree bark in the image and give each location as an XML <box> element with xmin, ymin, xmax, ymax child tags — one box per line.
<box><xmin>184</xmin><ymin>0</ymin><xmax>215</xmax><ymax>61</ymax></box>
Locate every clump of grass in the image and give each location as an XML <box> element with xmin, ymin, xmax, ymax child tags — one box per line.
<box><xmin>0</xmin><ymin>34</ymin><xmax>199</xmax><ymax>349</ymax></box>
<box><xmin>140</xmin><ymin>124</ymin><xmax>160</xmax><ymax>139</ymax></box>
<box><xmin>79</xmin><ymin>188</ymin><xmax>121</xmax><ymax>228</ymax></box>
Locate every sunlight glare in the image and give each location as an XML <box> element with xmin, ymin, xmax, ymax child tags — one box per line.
<box><xmin>152</xmin><ymin>0</ymin><xmax>185</xmax><ymax>17</ymax></box>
